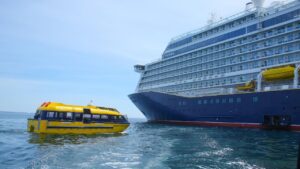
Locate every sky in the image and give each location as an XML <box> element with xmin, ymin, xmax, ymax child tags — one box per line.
<box><xmin>0</xmin><ymin>0</ymin><xmax>278</xmax><ymax>118</ymax></box>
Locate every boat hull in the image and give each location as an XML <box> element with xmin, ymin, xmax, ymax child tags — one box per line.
<box><xmin>129</xmin><ymin>89</ymin><xmax>300</xmax><ymax>130</ymax></box>
<box><xmin>27</xmin><ymin>119</ymin><xmax>129</xmax><ymax>134</ymax></box>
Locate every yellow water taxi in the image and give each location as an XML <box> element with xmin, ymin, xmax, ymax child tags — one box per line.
<box><xmin>27</xmin><ymin>102</ymin><xmax>130</xmax><ymax>134</ymax></box>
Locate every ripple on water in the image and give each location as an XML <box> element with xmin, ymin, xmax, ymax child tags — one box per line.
<box><xmin>196</xmin><ymin>147</ymin><xmax>233</xmax><ymax>157</ymax></box>
<box><xmin>0</xmin><ymin>113</ymin><xmax>299</xmax><ymax>169</ymax></box>
<box><xmin>226</xmin><ymin>160</ymin><xmax>266</xmax><ymax>169</ymax></box>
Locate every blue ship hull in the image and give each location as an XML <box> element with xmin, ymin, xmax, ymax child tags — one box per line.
<box><xmin>129</xmin><ymin>89</ymin><xmax>300</xmax><ymax>130</ymax></box>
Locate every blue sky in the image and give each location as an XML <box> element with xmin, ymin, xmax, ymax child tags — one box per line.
<box><xmin>0</xmin><ymin>0</ymin><xmax>276</xmax><ymax>118</ymax></box>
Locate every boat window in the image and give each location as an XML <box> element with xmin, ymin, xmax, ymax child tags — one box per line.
<box><xmin>111</xmin><ymin>116</ymin><xmax>117</xmax><ymax>120</ymax></box>
<box><xmin>47</xmin><ymin>112</ymin><xmax>55</xmax><ymax>119</ymax></box>
<box><xmin>92</xmin><ymin>115</ymin><xmax>100</xmax><ymax>120</ymax></box>
<box><xmin>237</xmin><ymin>98</ymin><xmax>242</xmax><ymax>103</ymax></box>
<box><xmin>41</xmin><ymin>111</ymin><xmax>48</xmax><ymax>119</ymax></box>
<box><xmin>101</xmin><ymin>115</ymin><xmax>109</xmax><ymax>120</ymax></box>
<box><xmin>83</xmin><ymin>114</ymin><xmax>91</xmax><ymax>119</ymax></box>
<box><xmin>83</xmin><ymin>114</ymin><xmax>91</xmax><ymax>123</ymax></box>
<box><xmin>198</xmin><ymin>100</ymin><xmax>202</xmax><ymax>105</ymax></box>
<box><xmin>55</xmin><ymin>112</ymin><xmax>71</xmax><ymax>121</ymax></box>
<box><xmin>58</xmin><ymin>112</ymin><xmax>64</xmax><ymax>119</ymax></box>
<box><xmin>66</xmin><ymin>112</ymin><xmax>73</xmax><ymax>120</ymax></box>
<box><xmin>222</xmin><ymin>98</ymin><xmax>227</xmax><ymax>104</ymax></box>
<box><xmin>74</xmin><ymin>113</ymin><xmax>82</xmax><ymax>121</ymax></box>
<box><xmin>229</xmin><ymin>98</ymin><xmax>234</xmax><ymax>103</ymax></box>
<box><xmin>34</xmin><ymin>111</ymin><xmax>40</xmax><ymax>119</ymax></box>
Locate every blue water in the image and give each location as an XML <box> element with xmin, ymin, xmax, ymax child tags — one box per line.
<box><xmin>0</xmin><ymin>112</ymin><xmax>299</xmax><ymax>169</ymax></box>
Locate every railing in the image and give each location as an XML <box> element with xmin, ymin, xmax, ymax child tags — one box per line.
<box><xmin>172</xmin><ymin>84</ymin><xmax>298</xmax><ymax>98</ymax></box>
<box><xmin>143</xmin><ymin>27</ymin><xmax>300</xmax><ymax>79</ymax></box>
<box><xmin>170</xmin><ymin>0</ymin><xmax>296</xmax><ymax>43</ymax></box>
<box><xmin>138</xmin><ymin>61</ymin><xmax>300</xmax><ymax>97</ymax></box>
<box><xmin>144</xmin><ymin>0</ymin><xmax>298</xmax><ymax>70</ymax></box>
<box><xmin>170</xmin><ymin>9</ymin><xmax>256</xmax><ymax>42</ymax></box>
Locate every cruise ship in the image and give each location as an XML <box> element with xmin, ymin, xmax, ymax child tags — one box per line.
<box><xmin>129</xmin><ymin>0</ymin><xmax>300</xmax><ymax>130</ymax></box>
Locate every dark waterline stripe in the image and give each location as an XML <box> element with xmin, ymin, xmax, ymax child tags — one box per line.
<box><xmin>152</xmin><ymin>120</ymin><xmax>300</xmax><ymax>131</ymax></box>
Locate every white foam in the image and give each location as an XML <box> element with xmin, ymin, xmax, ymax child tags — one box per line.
<box><xmin>196</xmin><ymin>147</ymin><xmax>233</xmax><ymax>157</ymax></box>
<box><xmin>226</xmin><ymin>160</ymin><xmax>265</xmax><ymax>169</ymax></box>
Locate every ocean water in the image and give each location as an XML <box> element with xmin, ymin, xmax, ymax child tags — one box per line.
<box><xmin>0</xmin><ymin>112</ymin><xmax>299</xmax><ymax>169</ymax></box>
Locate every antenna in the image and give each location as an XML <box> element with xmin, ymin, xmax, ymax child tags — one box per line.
<box><xmin>207</xmin><ymin>13</ymin><xmax>217</xmax><ymax>26</ymax></box>
<box><xmin>245</xmin><ymin>2</ymin><xmax>254</xmax><ymax>11</ymax></box>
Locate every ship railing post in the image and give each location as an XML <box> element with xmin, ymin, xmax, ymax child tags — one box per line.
<box><xmin>257</xmin><ymin>72</ymin><xmax>263</xmax><ymax>92</ymax></box>
<box><xmin>294</xmin><ymin>64</ymin><xmax>300</xmax><ymax>89</ymax></box>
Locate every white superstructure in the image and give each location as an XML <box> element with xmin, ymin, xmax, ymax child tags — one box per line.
<box><xmin>135</xmin><ymin>0</ymin><xmax>300</xmax><ymax>97</ymax></box>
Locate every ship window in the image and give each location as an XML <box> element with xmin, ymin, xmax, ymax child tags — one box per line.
<box><xmin>253</xmin><ymin>96</ymin><xmax>259</xmax><ymax>103</ymax></box>
<box><xmin>222</xmin><ymin>98</ymin><xmax>226</xmax><ymax>104</ymax></box>
<box><xmin>229</xmin><ymin>98</ymin><xmax>234</xmax><ymax>103</ymax></box>
<box><xmin>179</xmin><ymin>101</ymin><xmax>186</xmax><ymax>106</ymax></box>
<box><xmin>203</xmin><ymin>100</ymin><xmax>208</xmax><ymax>104</ymax></box>
<box><xmin>210</xmin><ymin>99</ymin><xmax>214</xmax><ymax>104</ymax></box>
<box><xmin>237</xmin><ymin>98</ymin><xmax>242</xmax><ymax>103</ymax></box>
<box><xmin>198</xmin><ymin>100</ymin><xmax>202</xmax><ymax>105</ymax></box>
<box><xmin>216</xmin><ymin>99</ymin><xmax>220</xmax><ymax>104</ymax></box>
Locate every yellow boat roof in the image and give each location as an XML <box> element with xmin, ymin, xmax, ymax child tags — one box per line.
<box><xmin>38</xmin><ymin>102</ymin><xmax>121</xmax><ymax>116</ymax></box>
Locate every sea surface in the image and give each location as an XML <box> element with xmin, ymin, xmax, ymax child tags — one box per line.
<box><xmin>0</xmin><ymin>111</ymin><xmax>299</xmax><ymax>169</ymax></box>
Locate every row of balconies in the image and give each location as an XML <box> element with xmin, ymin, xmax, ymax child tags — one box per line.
<box><xmin>146</xmin><ymin>31</ymin><xmax>300</xmax><ymax>77</ymax></box>
<box><xmin>139</xmin><ymin>56</ymin><xmax>300</xmax><ymax>91</ymax></box>
<box><xmin>147</xmin><ymin>21</ymin><xmax>300</xmax><ymax>71</ymax></box>
<box><xmin>142</xmin><ymin>42</ymin><xmax>300</xmax><ymax>84</ymax></box>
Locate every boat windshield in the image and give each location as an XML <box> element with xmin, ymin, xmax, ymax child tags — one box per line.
<box><xmin>33</xmin><ymin>110</ymin><xmax>40</xmax><ymax>119</ymax></box>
